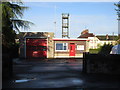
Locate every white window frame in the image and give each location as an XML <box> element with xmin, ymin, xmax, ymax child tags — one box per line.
<box><xmin>55</xmin><ymin>43</ymin><xmax>68</xmax><ymax>51</ymax></box>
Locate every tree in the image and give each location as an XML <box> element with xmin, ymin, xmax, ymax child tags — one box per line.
<box><xmin>115</xmin><ymin>1</ymin><xmax>120</xmax><ymax>20</ymax></box>
<box><xmin>1</xmin><ymin>1</ymin><xmax>34</xmax><ymax>80</ymax></box>
<box><xmin>98</xmin><ymin>44</ymin><xmax>113</xmax><ymax>55</ymax></box>
<box><xmin>1</xmin><ymin>1</ymin><xmax>33</xmax><ymax>50</ymax></box>
<box><xmin>115</xmin><ymin>1</ymin><xmax>120</xmax><ymax>42</ymax></box>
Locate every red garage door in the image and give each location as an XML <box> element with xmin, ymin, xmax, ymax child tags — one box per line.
<box><xmin>26</xmin><ymin>38</ymin><xmax>47</xmax><ymax>58</ymax></box>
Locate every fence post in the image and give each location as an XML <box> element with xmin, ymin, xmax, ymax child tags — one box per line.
<box><xmin>83</xmin><ymin>52</ymin><xmax>89</xmax><ymax>73</ymax></box>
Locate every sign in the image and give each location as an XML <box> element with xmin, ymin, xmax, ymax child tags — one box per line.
<box><xmin>77</xmin><ymin>45</ymin><xmax>84</xmax><ymax>50</ymax></box>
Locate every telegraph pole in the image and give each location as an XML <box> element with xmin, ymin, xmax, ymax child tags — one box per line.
<box><xmin>54</xmin><ymin>5</ymin><xmax>57</xmax><ymax>38</ymax></box>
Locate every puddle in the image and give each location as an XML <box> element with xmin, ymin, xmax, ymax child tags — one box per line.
<box><xmin>15</xmin><ymin>79</ymin><xmax>30</xmax><ymax>83</ymax></box>
<box><xmin>72</xmin><ymin>79</ymin><xmax>83</xmax><ymax>84</ymax></box>
<box><xmin>14</xmin><ymin>78</ymin><xmax>36</xmax><ymax>83</ymax></box>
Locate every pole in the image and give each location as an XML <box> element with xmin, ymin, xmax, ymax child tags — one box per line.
<box><xmin>54</xmin><ymin>5</ymin><xmax>56</xmax><ymax>38</ymax></box>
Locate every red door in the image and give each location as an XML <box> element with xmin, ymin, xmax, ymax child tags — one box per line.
<box><xmin>69</xmin><ymin>43</ymin><xmax>75</xmax><ymax>56</ymax></box>
<box><xmin>26</xmin><ymin>38</ymin><xmax>47</xmax><ymax>58</ymax></box>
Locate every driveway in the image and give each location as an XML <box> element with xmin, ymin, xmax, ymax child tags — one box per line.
<box><xmin>3</xmin><ymin>58</ymin><xmax>120</xmax><ymax>89</ymax></box>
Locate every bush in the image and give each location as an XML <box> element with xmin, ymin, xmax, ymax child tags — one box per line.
<box><xmin>89</xmin><ymin>48</ymin><xmax>100</xmax><ymax>54</ymax></box>
<box><xmin>98</xmin><ymin>44</ymin><xmax>113</xmax><ymax>54</ymax></box>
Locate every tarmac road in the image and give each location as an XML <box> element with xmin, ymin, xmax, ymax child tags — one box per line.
<box><xmin>2</xmin><ymin>58</ymin><xmax>120</xmax><ymax>89</ymax></box>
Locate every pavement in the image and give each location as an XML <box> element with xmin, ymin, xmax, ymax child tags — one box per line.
<box><xmin>2</xmin><ymin>58</ymin><xmax>120</xmax><ymax>89</ymax></box>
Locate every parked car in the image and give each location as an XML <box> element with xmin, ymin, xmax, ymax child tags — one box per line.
<box><xmin>110</xmin><ymin>44</ymin><xmax>120</xmax><ymax>54</ymax></box>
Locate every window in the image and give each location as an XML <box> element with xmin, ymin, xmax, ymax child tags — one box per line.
<box><xmin>56</xmin><ymin>43</ymin><xmax>67</xmax><ymax>51</ymax></box>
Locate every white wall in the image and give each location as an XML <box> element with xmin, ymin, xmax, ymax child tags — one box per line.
<box><xmin>88</xmin><ymin>37</ymin><xmax>100</xmax><ymax>49</ymax></box>
<box><xmin>88</xmin><ymin>37</ymin><xmax>117</xmax><ymax>49</ymax></box>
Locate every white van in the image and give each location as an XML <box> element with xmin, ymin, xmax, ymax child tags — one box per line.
<box><xmin>110</xmin><ymin>44</ymin><xmax>120</xmax><ymax>54</ymax></box>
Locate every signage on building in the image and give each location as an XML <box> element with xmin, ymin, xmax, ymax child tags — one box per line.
<box><xmin>77</xmin><ymin>45</ymin><xmax>84</xmax><ymax>50</ymax></box>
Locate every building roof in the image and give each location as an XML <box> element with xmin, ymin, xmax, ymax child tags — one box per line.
<box><xmin>77</xmin><ymin>29</ymin><xmax>118</xmax><ymax>41</ymax></box>
<box><xmin>78</xmin><ymin>29</ymin><xmax>95</xmax><ymax>38</ymax></box>
<box><xmin>78</xmin><ymin>33</ymin><xmax>95</xmax><ymax>38</ymax></box>
<box><xmin>96</xmin><ymin>35</ymin><xmax>118</xmax><ymax>40</ymax></box>
<box><xmin>53</xmin><ymin>38</ymin><xmax>88</xmax><ymax>41</ymax></box>
<box><xmin>18</xmin><ymin>32</ymin><xmax>54</xmax><ymax>39</ymax></box>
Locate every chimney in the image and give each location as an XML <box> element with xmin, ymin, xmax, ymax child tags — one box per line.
<box><xmin>81</xmin><ymin>29</ymin><xmax>89</xmax><ymax>35</ymax></box>
<box><xmin>106</xmin><ymin>34</ymin><xmax>109</xmax><ymax>40</ymax></box>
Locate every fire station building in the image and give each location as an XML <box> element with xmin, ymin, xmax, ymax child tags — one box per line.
<box><xmin>19</xmin><ymin>32</ymin><xmax>89</xmax><ymax>58</ymax></box>
<box><xmin>53</xmin><ymin>38</ymin><xmax>89</xmax><ymax>58</ymax></box>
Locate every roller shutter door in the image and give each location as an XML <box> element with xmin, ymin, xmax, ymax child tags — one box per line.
<box><xmin>26</xmin><ymin>38</ymin><xmax>47</xmax><ymax>58</ymax></box>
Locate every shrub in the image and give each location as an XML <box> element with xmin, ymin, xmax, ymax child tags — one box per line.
<box><xmin>89</xmin><ymin>48</ymin><xmax>100</xmax><ymax>54</ymax></box>
<box><xmin>98</xmin><ymin>44</ymin><xmax>113</xmax><ymax>54</ymax></box>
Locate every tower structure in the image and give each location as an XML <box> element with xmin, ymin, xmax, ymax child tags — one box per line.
<box><xmin>62</xmin><ymin>13</ymin><xmax>69</xmax><ymax>38</ymax></box>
